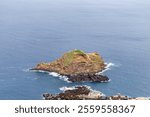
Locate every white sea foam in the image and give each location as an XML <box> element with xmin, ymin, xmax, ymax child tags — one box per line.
<box><xmin>27</xmin><ymin>69</ymin><xmax>70</xmax><ymax>82</ymax></box>
<box><xmin>60</xmin><ymin>85</ymin><xmax>91</xmax><ymax>91</ymax></box>
<box><xmin>59</xmin><ymin>86</ymin><xmax>77</xmax><ymax>91</ymax></box>
<box><xmin>49</xmin><ymin>72</ymin><xmax>71</xmax><ymax>83</ymax></box>
<box><xmin>49</xmin><ymin>72</ymin><xmax>60</xmax><ymax>77</ymax></box>
<box><xmin>96</xmin><ymin>62</ymin><xmax>115</xmax><ymax>75</ymax></box>
<box><xmin>22</xmin><ymin>69</ymin><xmax>47</xmax><ymax>73</ymax></box>
<box><xmin>25</xmin><ymin>62</ymin><xmax>115</xmax><ymax>83</ymax></box>
<box><xmin>105</xmin><ymin>62</ymin><xmax>115</xmax><ymax>68</ymax></box>
<box><xmin>48</xmin><ymin>62</ymin><xmax>115</xmax><ymax>82</ymax></box>
<box><xmin>36</xmin><ymin>70</ymin><xmax>49</xmax><ymax>73</ymax></box>
<box><xmin>59</xmin><ymin>85</ymin><xmax>105</xmax><ymax>96</ymax></box>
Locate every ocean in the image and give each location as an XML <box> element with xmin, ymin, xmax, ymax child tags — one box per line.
<box><xmin>0</xmin><ymin>0</ymin><xmax>150</xmax><ymax>99</ymax></box>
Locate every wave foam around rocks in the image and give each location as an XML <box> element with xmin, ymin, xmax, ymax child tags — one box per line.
<box><xmin>49</xmin><ymin>72</ymin><xmax>71</xmax><ymax>83</ymax></box>
<box><xmin>26</xmin><ymin>62</ymin><xmax>115</xmax><ymax>83</ymax></box>
<box><xmin>59</xmin><ymin>85</ymin><xmax>105</xmax><ymax>96</ymax></box>
<box><xmin>96</xmin><ymin>62</ymin><xmax>115</xmax><ymax>75</ymax></box>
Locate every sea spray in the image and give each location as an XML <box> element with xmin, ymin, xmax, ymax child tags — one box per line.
<box><xmin>59</xmin><ymin>85</ymin><xmax>105</xmax><ymax>96</ymax></box>
<box><xmin>48</xmin><ymin>72</ymin><xmax>71</xmax><ymax>83</ymax></box>
<box><xmin>96</xmin><ymin>62</ymin><xmax>115</xmax><ymax>75</ymax></box>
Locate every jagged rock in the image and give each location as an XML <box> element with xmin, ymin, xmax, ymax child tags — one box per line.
<box><xmin>43</xmin><ymin>86</ymin><xmax>150</xmax><ymax>100</ymax></box>
<box><xmin>43</xmin><ymin>86</ymin><xmax>103</xmax><ymax>100</ymax></box>
<box><xmin>66</xmin><ymin>74</ymin><xmax>109</xmax><ymax>82</ymax></box>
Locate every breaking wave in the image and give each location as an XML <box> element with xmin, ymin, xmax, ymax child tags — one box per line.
<box><xmin>96</xmin><ymin>62</ymin><xmax>115</xmax><ymax>75</ymax></box>
<box><xmin>48</xmin><ymin>72</ymin><xmax>71</xmax><ymax>83</ymax></box>
<box><xmin>27</xmin><ymin>69</ymin><xmax>71</xmax><ymax>83</ymax></box>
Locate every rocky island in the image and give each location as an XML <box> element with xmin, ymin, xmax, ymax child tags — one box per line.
<box><xmin>43</xmin><ymin>86</ymin><xmax>150</xmax><ymax>100</ymax></box>
<box><xmin>32</xmin><ymin>50</ymin><xmax>109</xmax><ymax>82</ymax></box>
<box><xmin>31</xmin><ymin>50</ymin><xmax>150</xmax><ymax>100</ymax></box>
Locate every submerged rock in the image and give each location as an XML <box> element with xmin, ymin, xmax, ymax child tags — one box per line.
<box><xmin>43</xmin><ymin>86</ymin><xmax>150</xmax><ymax>100</ymax></box>
<box><xmin>32</xmin><ymin>50</ymin><xmax>109</xmax><ymax>82</ymax></box>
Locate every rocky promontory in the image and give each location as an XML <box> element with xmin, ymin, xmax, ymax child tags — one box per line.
<box><xmin>32</xmin><ymin>50</ymin><xmax>109</xmax><ymax>82</ymax></box>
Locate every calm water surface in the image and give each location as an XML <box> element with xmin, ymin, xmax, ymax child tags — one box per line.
<box><xmin>0</xmin><ymin>0</ymin><xmax>150</xmax><ymax>99</ymax></box>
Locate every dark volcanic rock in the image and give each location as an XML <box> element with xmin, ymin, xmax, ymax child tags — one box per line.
<box><xmin>67</xmin><ymin>74</ymin><xmax>109</xmax><ymax>82</ymax></box>
<box><xmin>43</xmin><ymin>86</ymin><xmax>150</xmax><ymax>100</ymax></box>
<box><xmin>43</xmin><ymin>86</ymin><xmax>102</xmax><ymax>100</ymax></box>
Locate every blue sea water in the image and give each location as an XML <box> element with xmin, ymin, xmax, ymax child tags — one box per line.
<box><xmin>0</xmin><ymin>0</ymin><xmax>150</xmax><ymax>99</ymax></box>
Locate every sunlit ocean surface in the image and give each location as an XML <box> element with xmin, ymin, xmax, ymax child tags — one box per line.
<box><xmin>0</xmin><ymin>0</ymin><xmax>150</xmax><ymax>99</ymax></box>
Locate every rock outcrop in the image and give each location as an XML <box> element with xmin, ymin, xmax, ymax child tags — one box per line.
<box><xmin>43</xmin><ymin>86</ymin><xmax>150</xmax><ymax>100</ymax></box>
<box><xmin>67</xmin><ymin>74</ymin><xmax>109</xmax><ymax>82</ymax></box>
<box><xmin>32</xmin><ymin>50</ymin><xmax>109</xmax><ymax>82</ymax></box>
<box><xmin>43</xmin><ymin>86</ymin><xmax>103</xmax><ymax>100</ymax></box>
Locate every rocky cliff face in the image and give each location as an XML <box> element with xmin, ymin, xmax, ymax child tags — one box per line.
<box><xmin>32</xmin><ymin>50</ymin><xmax>106</xmax><ymax>75</ymax></box>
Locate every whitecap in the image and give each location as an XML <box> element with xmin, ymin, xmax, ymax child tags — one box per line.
<box><xmin>59</xmin><ymin>86</ymin><xmax>77</xmax><ymax>91</ymax></box>
<box><xmin>34</xmin><ymin>70</ymin><xmax>49</xmax><ymax>73</ymax></box>
<box><xmin>28</xmin><ymin>69</ymin><xmax>71</xmax><ymax>82</ymax></box>
<box><xmin>49</xmin><ymin>72</ymin><xmax>71</xmax><ymax>83</ymax></box>
<box><xmin>96</xmin><ymin>62</ymin><xmax>115</xmax><ymax>75</ymax></box>
<box><xmin>26</xmin><ymin>69</ymin><xmax>49</xmax><ymax>74</ymax></box>
<box><xmin>60</xmin><ymin>85</ymin><xmax>91</xmax><ymax>91</ymax></box>
<box><xmin>58</xmin><ymin>75</ymin><xmax>71</xmax><ymax>83</ymax></box>
<box><xmin>49</xmin><ymin>72</ymin><xmax>60</xmax><ymax>77</ymax></box>
<box><xmin>105</xmin><ymin>62</ymin><xmax>115</xmax><ymax>68</ymax></box>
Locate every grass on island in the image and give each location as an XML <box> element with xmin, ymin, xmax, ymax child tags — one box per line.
<box><xmin>62</xmin><ymin>50</ymin><xmax>104</xmax><ymax>66</ymax></box>
<box><xmin>63</xmin><ymin>50</ymin><xmax>86</xmax><ymax>66</ymax></box>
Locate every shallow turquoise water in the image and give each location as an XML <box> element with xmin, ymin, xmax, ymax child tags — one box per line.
<box><xmin>0</xmin><ymin>0</ymin><xmax>150</xmax><ymax>99</ymax></box>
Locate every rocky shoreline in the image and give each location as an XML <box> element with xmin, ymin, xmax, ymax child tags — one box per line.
<box><xmin>66</xmin><ymin>74</ymin><xmax>109</xmax><ymax>82</ymax></box>
<box><xmin>43</xmin><ymin>86</ymin><xmax>102</xmax><ymax>100</ymax></box>
<box><xmin>43</xmin><ymin>86</ymin><xmax>150</xmax><ymax>100</ymax></box>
